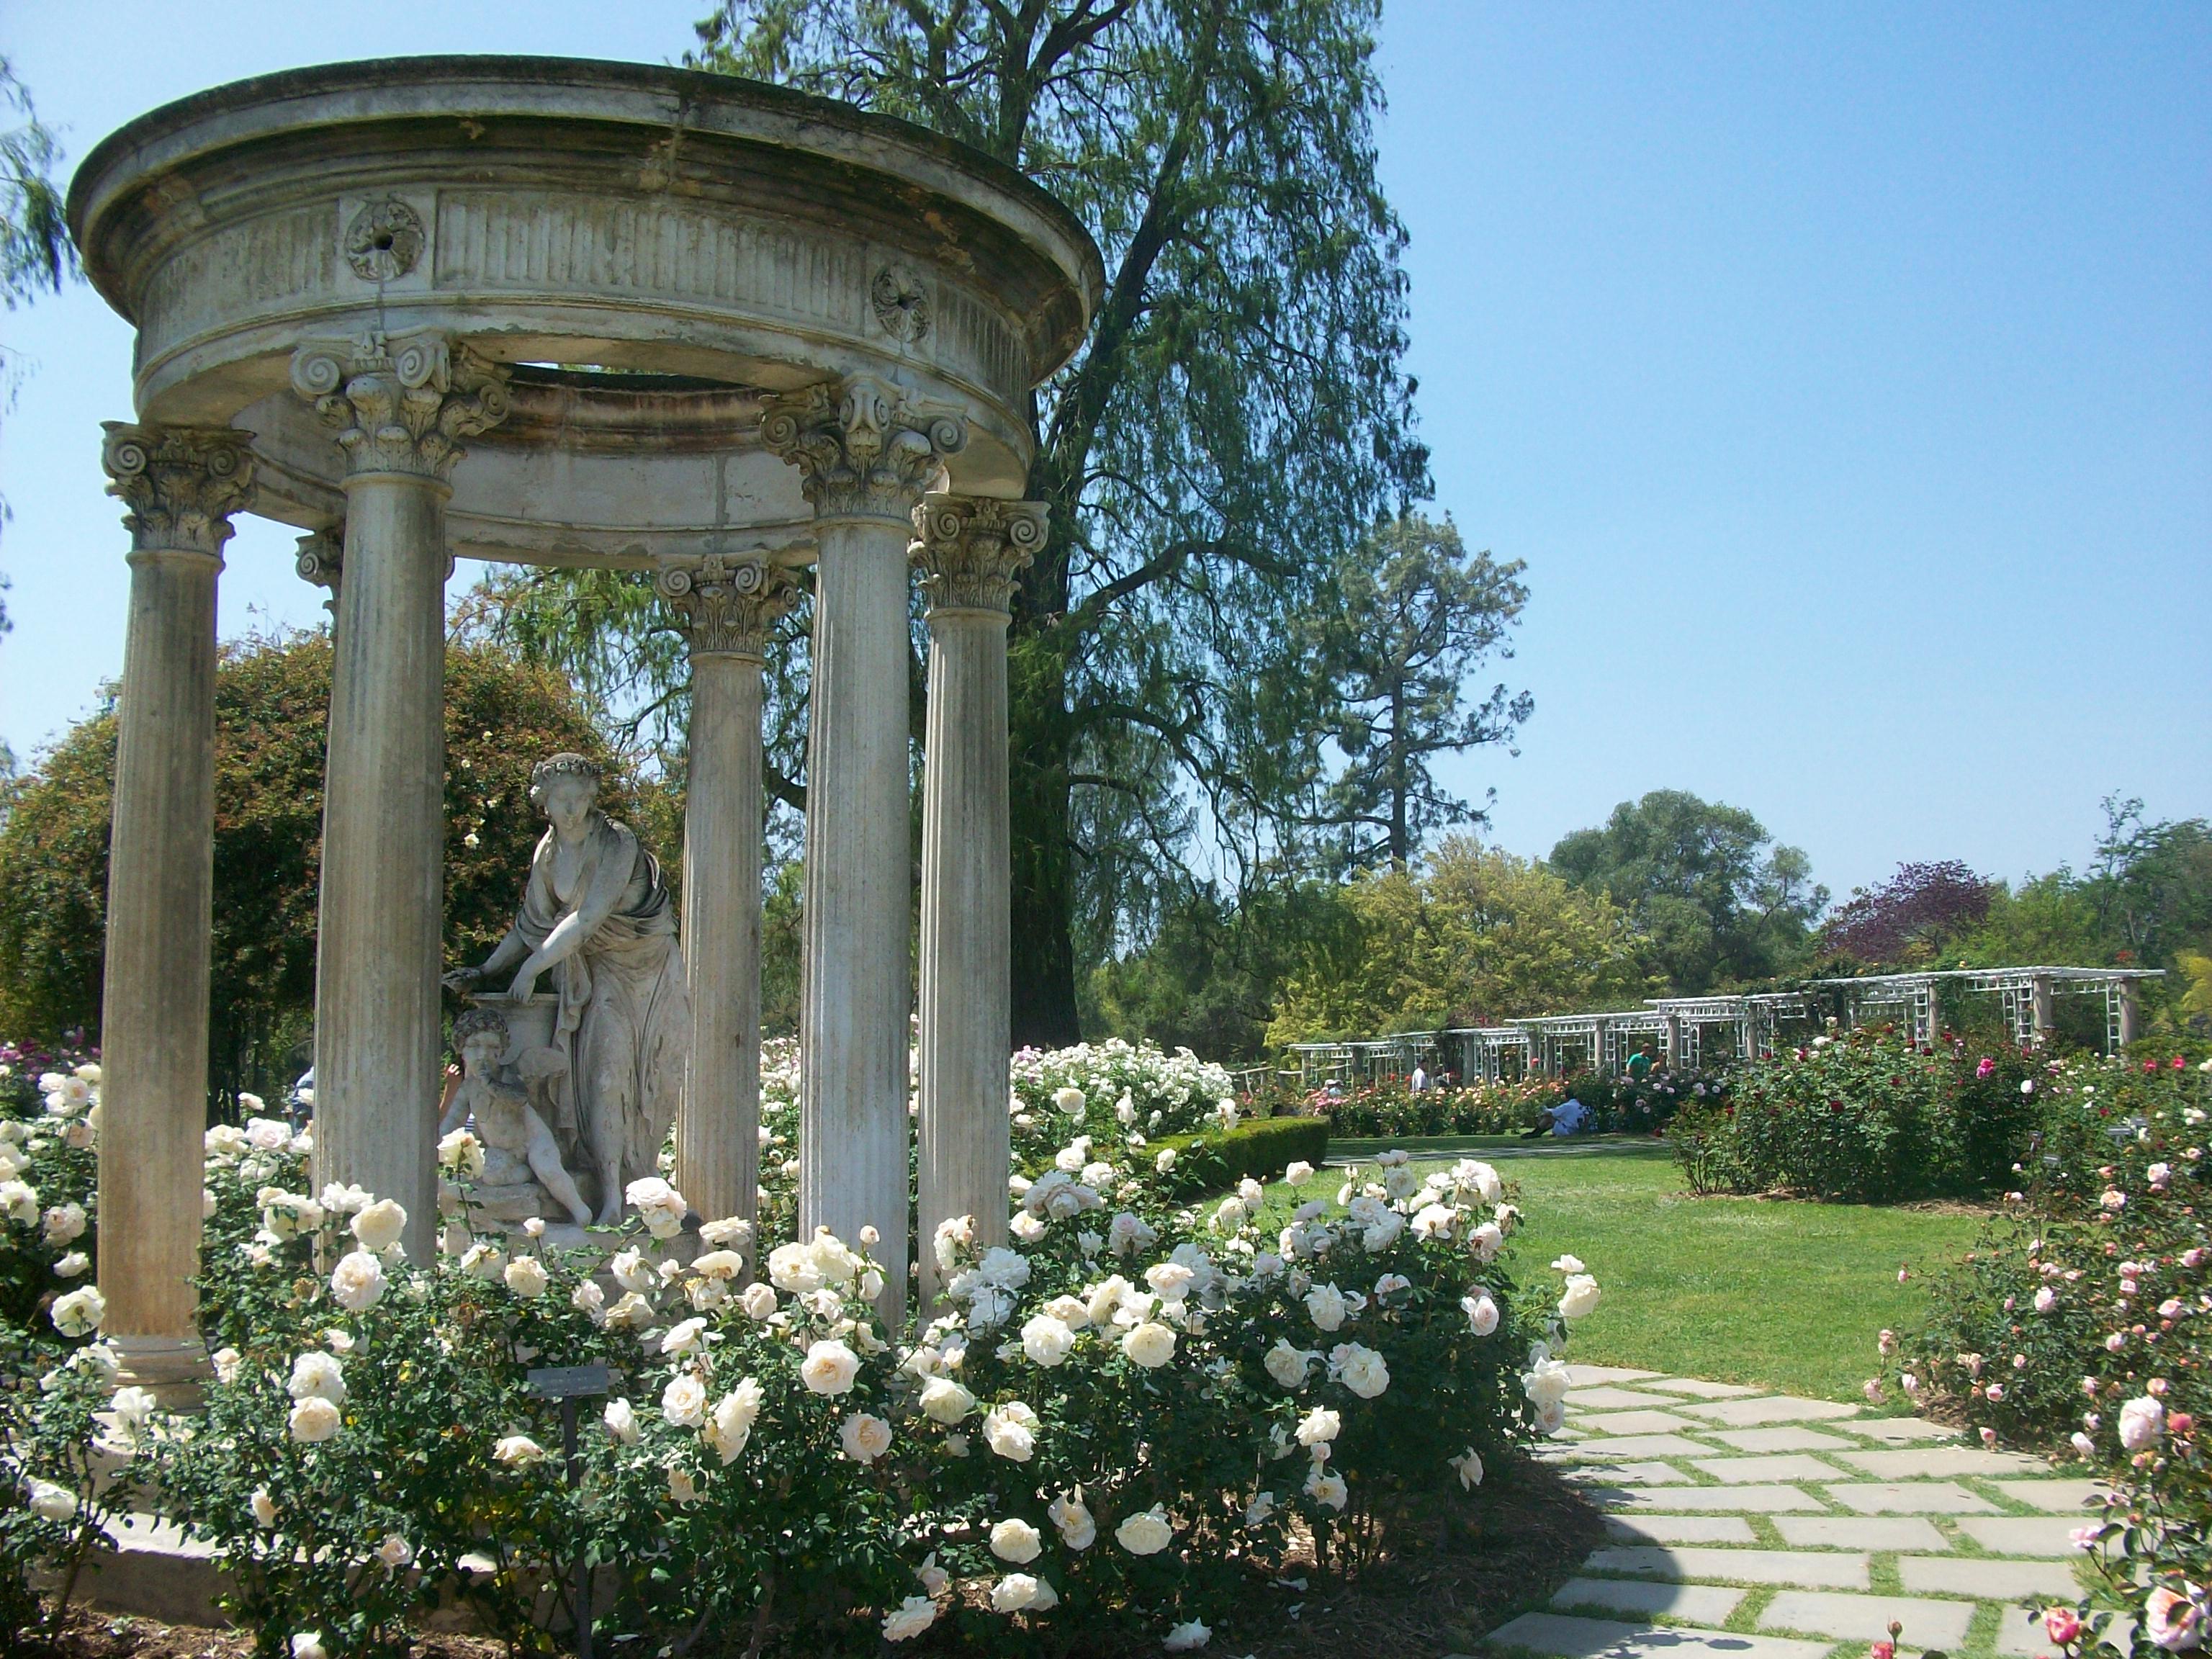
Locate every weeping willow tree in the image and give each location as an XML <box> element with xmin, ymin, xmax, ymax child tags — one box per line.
<box><xmin>477</xmin><ymin>0</ymin><xmax>1429</xmax><ymax>1043</ymax></box>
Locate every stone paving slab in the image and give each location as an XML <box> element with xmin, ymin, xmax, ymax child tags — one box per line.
<box><xmin>1690</xmin><ymin>1454</ymin><xmax>1853</xmax><ymax>1485</ymax></box>
<box><xmin>1637</xmin><ymin>1378</ymin><xmax>1767</xmax><ymax>1399</ymax></box>
<box><xmin>1566</xmin><ymin>1436</ymin><xmax>1717</xmax><ymax>1460</ymax></box>
<box><xmin>1770</xmin><ymin>1514</ymin><xmax>1949</xmax><ymax>1551</ymax></box>
<box><xmin>1550</xmin><ymin>1577</ymin><xmax>1748</xmax><ymax>1625</ymax></box>
<box><xmin>1990</xmin><ymin>1479</ymin><xmax>2110</xmax><ymax>1513</ymax></box>
<box><xmin>1484</xmin><ymin>1611</ymin><xmax>1833</xmax><ymax>1659</ymax></box>
<box><xmin>1955</xmin><ymin>1516</ymin><xmax>2098</xmax><ymax>1556</ymax></box>
<box><xmin>1604</xmin><ymin>1515</ymin><xmax>1761</xmax><ymax>1546</ymax></box>
<box><xmin>1590</xmin><ymin>1485</ymin><xmax>1830</xmax><ymax>1512</ymax></box>
<box><xmin>1567</xmin><ymin>1364</ymin><xmax>1663</xmax><ymax>1385</ymax></box>
<box><xmin>1678</xmin><ymin>1396</ymin><xmax>1863</xmax><ymax>1427</ymax></box>
<box><xmin>1703</xmin><ymin>1426</ymin><xmax>1859</xmax><ymax>1455</ymax></box>
<box><xmin>1834</xmin><ymin>1445</ymin><xmax>2047</xmax><ymax>1480</ymax></box>
<box><xmin>1584</xmin><ymin>1546</ymin><xmax>1870</xmax><ymax>1589</ymax></box>
<box><xmin>1569</xmin><ymin>1388</ymin><xmax>1686</xmax><ymax>1411</ymax></box>
<box><xmin>1578</xmin><ymin>1410</ymin><xmax>1701</xmax><ymax>1435</ymax></box>
<box><xmin>1840</xmin><ymin>1417</ymin><xmax>1961</xmax><ymax>1444</ymax></box>
<box><xmin>1897</xmin><ymin>1555</ymin><xmax>2085</xmax><ymax>1601</ymax></box>
<box><xmin>1565</xmin><ymin>1460</ymin><xmax>1696</xmax><ymax>1485</ymax></box>
<box><xmin>1824</xmin><ymin>1481</ymin><xmax>2000</xmax><ymax>1514</ymax></box>
<box><xmin>1758</xmin><ymin>1590</ymin><xmax>1977</xmax><ymax>1647</ymax></box>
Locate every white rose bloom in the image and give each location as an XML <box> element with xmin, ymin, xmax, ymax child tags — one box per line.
<box><xmin>350</xmin><ymin>1199</ymin><xmax>407</xmax><ymax>1253</ymax></box>
<box><xmin>1470</xmin><ymin>1222</ymin><xmax>1504</xmax><ymax>1262</ymax></box>
<box><xmin>377</xmin><ymin>1534</ymin><xmax>414</xmax><ymax>1570</ymax></box>
<box><xmin>288</xmin><ymin>1397</ymin><xmax>341</xmax><ymax>1444</ymax></box>
<box><xmin>660</xmin><ymin>1316</ymin><xmax>708</xmax><ymax>1357</ymax></box>
<box><xmin>1115</xmin><ymin>1506</ymin><xmax>1174</xmax><ymax>1555</ymax></box>
<box><xmin>666</xmin><ymin>1465</ymin><xmax>700</xmax><ymax>1504</ymax></box>
<box><xmin>1264</xmin><ymin>1339</ymin><xmax>1314</xmax><ymax>1390</ymax></box>
<box><xmin>1452</xmin><ymin>1159</ymin><xmax>1504</xmax><ymax>1205</ymax></box>
<box><xmin>249</xmin><ymin>1485</ymin><xmax>277</xmax><ymax>1527</ymax></box>
<box><xmin>329</xmin><ymin>1249</ymin><xmax>388</xmax><ymax>1312</ymax></box>
<box><xmin>1044</xmin><ymin>1294</ymin><xmax>1092</xmax><ymax>1329</ymax></box>
<box><xmin>1551</xmin><ymin>1253</ymin><xmax>1585</xmax><ymax>1273</ymax></box>
<box><xmin>1121</xmin><ymin>1321</ymin><xmax>1177</xmax><ymax>1368</ymax></box>
<box><xmin>202</xmin><ymin>1187</ymin><xmax>217</xmax><ymax>1219</ymax></box>
<box><xmin>697</xmin><ymin>1215</ymin><xmax>755</xmax><ymax>1250</ymax></box>
<box><xmin>437</xmin><ymin>1128</ymin><xmax>486</xmax><ymax>1179</ymax></box>
<box><xmin>1283</xmin><ymin>1160</ymin><xmax>1316</xmax><ymax>1187</ymax></box>
<box><xmin>211</xmin><ymin>1346</ymin><xmax>244</xmax><ymax>1385</ymax></box>
<box><xmin>27</xmin><ymin>1478</ymin><xmax>76</xmax><ymax>1523</ymax></box>
<box><xmin>991</xmin><ymin>1573</ymin><xmax>1043</xmax><ymax>1613</ymax></box>
<box><xmin>1305</xmin><ymin>1464</ymin><xmax>1349</xmax><ymax>1510</ymax></box>
<box><xmin>494</xmin><ymin>1435</ymin><xmax>546</xmax><ymax>1467</ymax></box>
<box><xmin>245</xmin><ymin>1117</ymin><xmax>291</xmax><ymax>1152</ymax></box>
<box><xmin>1332</xmin><ymin>1342</ymin><xmax>1390</xmax><ymax>1399</ymax></box>
<box><xmin>288</xmin><ymin>1351</ymin><xmax>346</xmax><ymax>1405</ymax></box>
<box><xmin>1411</xmin><ymin>1203</ymin><xmax>1458</xmax><ymax>1242</ymax></box>
<box><xmin>1010</xmin><ymin>1210</ymin><xmax>1049</xmax><ymax>1244</ymax></box>
<box><xmin>1145</xmin><ymin>1261</ymin><xmax>1197</xmax><ymax>1303</ymax></box>
<box><xmin>1049</xmin><ymin>1491</ymin><xmax>1097</xmax><ymax>1550</ymax></box>
<box><xmin>767</xmin><ymin>1241</ymin><xmax>825</xmax><ymax>1294</ymax></box>
<box><xmin>52</xmin><ymin>1250</ymin><xmax>89</xmax><ymax>1279</ymax></box>
<box><xmin>2119</xmin><ymin>1395</ymin><xmax>2165</xmax><ymax>1452</ymax></box>
<box><xmin>840</xmin><ymin>1411</ymin><xmax>894</xmax><ymax>1465</ymax></box>
<box><xmin>984</xmin><ymin>1402</ymin><xmax>1040</xmax><ymax>1461</ymax></box>
<box><xmin>1523</xmin><ymin>1357</ymin><xmax>1572</xmax><ymax>1411</ymax></box>
<box><xmin>661</xmin><ymin>1372</ymin><xmax>709</xmax><ymax>1428</ymax></box>
<box><xmin>1154</xmin><ymin>1148</ymin><xmax>1178</xmax><ymax>1174</ymax></box>
<box><xmin>1296</xmin><ymin>1405</ymin><xmax>1341</xmax><ymax>1449</ymax></box>
<box><xmin>990</xmin><ymin>1516</ymin><xmax>1043</xmax><ymax>1563</ymax></box>
<box><xmin>1164</xmin><ymin>1619</ymin><xmax>1212</xmax><ymax>1652</ymax></box>
<box><xmin>1558</xmin><ymin>1273</ymin><xmax>1601</xmax><ymax>1321</ymax></box>
<box><xmin>735</xmin><ymin>1282</ymin><xmax>778</xmax><ymax>1321</ymax></box>
<box><xmin>1244</xmin><ymin>1489</ymin><xmax>1276</xmax><ymax>1527</ymax></box>
<box><xmin>1462</xmin><ymin>1290</ymin><xmax>1501</xmax><ymax>1336</ymax></box>
<box><xmin>292</xmin><ymin>1635</ymin><xmax>328</xmax><ymax>1659</ymax></box>
<box><xmin>920</xmin><ymin>1377</ymin><xmax>976</xmax><ymax>1424</ymax></box>
<box><xmin>882</xmin><ymin>1596</ymin><xmax>938</xmax><ymax>1642</ymax></box>
<box><xmin>1450</xmin><ymin>1447</ymin><xmax>1485</xmax><ymax>1490</ymax></box>
<box><xmin>1022</xmin><ymin>1314</ymin><xmax>1077</xmax><ymax>1367</ymax></box>
<box><xmin>800</xmin><ymin>1339</ymin><xmax>861</xmax><ymax>1395</ymax></box>
<box><xmin>611</xmin><ymin>1249</ymin><xmax>657</xmax><ymax>1294</ymax></box>
<box><xmin>503</xmin><ymin>1256</ymin><xmax>551</xmax><ymax>1299</ymax></box>
<box><xmin>50</xmin><ymin>1285</ymin><xmax>105</xmax><ymax>1337</ymax></box>
<box><xmin>40</xmin><ymin>1202</ymin><xmax>86</xmax><ymax>1246</ymax></box>
<box><xmin>572</xmin><ymin>1280</ymin><xmax>607</xmax><ymax>1321</ymax></box>
<box><xmin>1535</xmin><ymin>1397</ymin><xmax>1566</xmax><ymax>1436</ymax></box>
<box><xmin>703</xmin><ymin>1378</ymin><xmax>765</xmax><ymax>1464</ymax></box>
<box><xmin>1304</xmin><ymin>1282</ymin><xmax>1349</xmax><ymax>1332</ymax></box>
<box><xmin>603</xmin><ymin>1398</ymin><xmax>641</xmax><ymax>1444</ymax></box>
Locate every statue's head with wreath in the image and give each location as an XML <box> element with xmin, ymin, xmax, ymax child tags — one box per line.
<box><xmin>529</xmin><ymin>752</ymin><xmax>603</xmax><ymax>833</ymax></box>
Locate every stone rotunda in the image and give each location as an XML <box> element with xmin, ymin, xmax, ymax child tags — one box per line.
<box><xmin>68</xmin><ymin>55</ymin><xmax>1102</xmax><ymax>1391</ymax></box>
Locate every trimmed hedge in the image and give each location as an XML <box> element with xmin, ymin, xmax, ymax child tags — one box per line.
<box><xmin>1154</xmin><ymin>1115</ymin><xmax>1332</xmax><ymax>1197</ymax></box>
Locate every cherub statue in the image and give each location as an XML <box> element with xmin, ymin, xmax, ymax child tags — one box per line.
<box><xmin>439</xmin><ymin>1006</ymin><xmax>593</xmax><ymax>1228</ymax></box>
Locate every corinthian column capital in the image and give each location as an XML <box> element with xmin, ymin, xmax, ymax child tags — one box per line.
<box><xmin>289</xmin><ymin>330</ymin><xmax>511</xmax><ymax>480</ymax></box>
<box><xmin>908</xmin><ymin>494</ymin><xmax>1047</xmax><ymax>616</ymax></box>
<box><xmin>655</xmin><ymin>554</ymin><xmax>801</xmax><ymax>660</ymax></box>
<box><xmin>760</xmin><ymin>375</ymin><xmax>967</xmax><ymax>522</ymax></box>
<box><xmin>100</xmin><ymin>423</ymin><xmax>256</xmax><ymax>565</ymax></box>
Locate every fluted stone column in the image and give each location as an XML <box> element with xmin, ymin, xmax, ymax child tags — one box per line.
<box><xmin>764</xmin><ymin>377</ymin><xmax>963</xmax><ymax>1329</ymax></box>
<box><xmin>910</xmin><ymin>495</ymin><xmax>1044</xmax><ymax>1311</ymax></box>
<box><xmin>291</xmin><ymin>331</ymin><xmax>508</xmax><ymax>1262</ymax></box>
<box><xmin>657</xmin><ymin>554</ymin><xmax>797</xmax><ymax>1228</ymax></box>
<box><xmin>95</xmin><ymin>423</ymin><xmax>254</xmax><ymax>1399</ymax></box>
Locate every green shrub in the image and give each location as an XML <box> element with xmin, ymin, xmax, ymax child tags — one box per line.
<box><xmin>1151</xmin><ymin>1115</ymin><xmax>1331</xmax><ymax>1197</ymax></box>
<box><xmin>1320</xmin><ymin>1070</ymin><xmax>1715</xmax><ymax>1140</ymax></box>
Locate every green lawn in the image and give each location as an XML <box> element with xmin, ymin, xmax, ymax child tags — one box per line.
<box><xmin>1274</xmin><ymin>1134</ymin><xmax>1990</xmax><ymax>1403</ymax></box>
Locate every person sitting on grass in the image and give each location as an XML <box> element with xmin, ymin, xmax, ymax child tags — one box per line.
<box><xmin>1520</xmin><ymin>1095</ymin><xmax>1591</xmax><ymax>1140</ymax></box>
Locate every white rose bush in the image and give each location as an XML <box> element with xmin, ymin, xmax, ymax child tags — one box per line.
<box><xmin>0</xmin><ymin>1038</ymin><xmax>1591</xmax><ymax>1656</ymax></box>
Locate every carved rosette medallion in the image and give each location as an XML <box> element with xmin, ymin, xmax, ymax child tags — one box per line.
<box><xmin>655</xmin><ymin>554</ymin><xmax>799</xmax><ymax>660</ymax></box>
<box><xmin>908</xmin><ymin>495</ymin><xmax>1048</xmax><ymax>616</ymax></box>
<box><xmin>289</xmin><ymin>330</ymin><xmax>511</xmax><ymax>480</ymax></box>
<box><xmin>871</xmin><ymin>264</ymin><xmax>931</xmax><ymax>344</ymax></box>
<box><xmin>99</xmin><ymin>423</ymin><xmax>257</xmax><ymax>563</ymax></box>
<box><xmin>343</xmin><ymin>198</ymin><xmax>426</xmax><ymax>282</ymax></box>
<box><xmin>760</xmin><ymin>375</ymin><xmax>966</xmax><ymax>523</ymax></box>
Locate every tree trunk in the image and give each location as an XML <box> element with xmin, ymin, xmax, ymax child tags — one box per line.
<box><xmin>1007</xmin><ymin>631</ymin><xmax>1082</xmax><ymax>1047</ymax></box>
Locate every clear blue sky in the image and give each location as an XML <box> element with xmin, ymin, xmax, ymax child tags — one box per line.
<box><xmin>3</xmin><ymin>2</ymin><xmax>2206</xmax><ymax>900</ymax></box>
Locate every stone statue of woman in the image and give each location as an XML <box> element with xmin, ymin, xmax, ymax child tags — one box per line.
<box><xmin>444</xmin><ymin>753</ymin><xmax>689</xmax><ymax>1225</ymax></box>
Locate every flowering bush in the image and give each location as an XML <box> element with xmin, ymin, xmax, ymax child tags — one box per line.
<box><xmin>1673</xmin><ymin>1028</ymin><xmax>2042</xmax><ymax>1202</ymax></box>
<box><xmin>1881</xmin><ymin>1052</ymin><xmax>2210</xmax><ymax>1658</ymax></box>
<box><xmin>1010</xmin><ymin>1038</ymin><xmax>1242</xmax><ymax>1147</ymax></box>
<box><xmin>1318</xmin><ymin>1069</ymin><xmax>1714</xmax><ymax>1141</ymax></box>
<box><xmin>0</xmin><ymin>1035</ymin><xmax>1599</xmax><ymax>1656</ymax></box>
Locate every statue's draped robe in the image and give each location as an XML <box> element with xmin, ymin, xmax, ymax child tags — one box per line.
<box><xmin>516</xmin><ymin>813</ymin><xmax>689</xmax><ymax>1200</ymax></box>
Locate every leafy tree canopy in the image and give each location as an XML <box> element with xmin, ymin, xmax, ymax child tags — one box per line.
<box><xmin>1549</xmin><ymin>788</ymin><xmax>1826</xmax><ymax>994</ymax></box>
<box><xmin>0</xmin><ymin>632</ymin><xmax>642</xmax><ymax>1107</ymax></box>
<box><xmin>1820</xmin><ymin>859</ymin><xmax>1995</xmax><ymax>967</ymax></box>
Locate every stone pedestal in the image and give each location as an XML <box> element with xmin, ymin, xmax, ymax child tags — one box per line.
<box><xmin>293</xmin><ymin>333</ymin><xmax>508</xmax><ymax>1262</ymax></box>
<box><xmin>910</xmin><ymin>496</ymin><xmax>1043</xmax><ymax>1310</ymax></box>
<box><xmin>94</xmin><ymin>423</ymin><xmax>253</xmax><ymax>1401</ymax></box>
<box><xmin>765</xmin><ymin>379</ymin><xmax>965</xmax><ymax>1331</ymax></box>
<box><xmin>658</xmin><ymin>555</ymin><xmax>796</xmax><ymax>1228</ymax></box>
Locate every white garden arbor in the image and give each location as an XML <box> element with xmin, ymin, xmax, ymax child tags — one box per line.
<box><xmin>69</xmin><ymin>56</ymin><xmax>1101</xmax><ymax>1393</ymax></box>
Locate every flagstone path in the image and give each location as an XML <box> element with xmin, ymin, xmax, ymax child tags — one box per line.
<box><xmin>1474</xmin><ymin>1365</ymin><xmax>2126</xmax><ymax>1659</ymax></box>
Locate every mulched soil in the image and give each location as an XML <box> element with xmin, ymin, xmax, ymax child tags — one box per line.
<box><xmin>27</xmin><ymin>1455</ymin><xmax>1604</xmax><ymax>1659</ymax></box>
